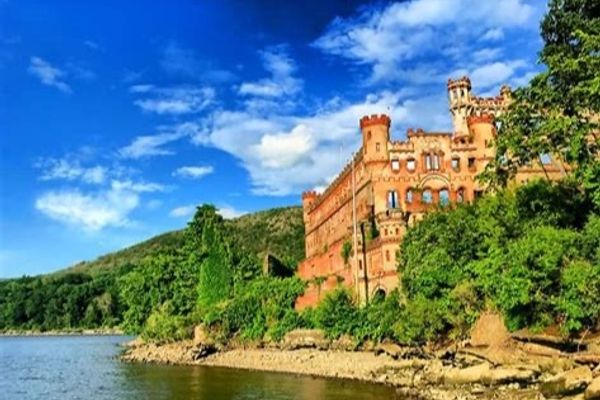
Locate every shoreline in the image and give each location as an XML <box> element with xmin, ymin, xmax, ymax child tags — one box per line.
<box><xmin>119</xmin><ymin>324</ymin><xmax>600</xmax><ymax>400</ymax></box>
<box><xmin>0</xmin><ymin>328</ymin><xmax>124</xmax><ymax>337</ymax></box>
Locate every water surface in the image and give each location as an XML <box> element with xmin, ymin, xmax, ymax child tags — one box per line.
<box><xmin>0</xmin><ymin>335</ymin><xmax>396</xmax><ymax>399</ymax></box>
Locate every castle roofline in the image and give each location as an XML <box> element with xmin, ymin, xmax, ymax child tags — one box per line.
<box><xmin>359</xmin><ymin>114</ymin><xmax>391</xmax><ymax>129</ymax></box>
<box><xmin>467</xmin><ymin>114</ymin><xmax>495</xmax><ymax>126</ymax></box>
<box><xmin>406</xmin><ymin>128</ymin><xmax>452</xmax><ymax>137</ymax></box>
<box><xmin>302</xmin><ymin>190</ymin><xmax>317</xmax><ymax>200</ymax></box>
<box><xmin>447</xmin><ymin>76</ymin><xmax>472</xmax><ymax>90</ymax></box>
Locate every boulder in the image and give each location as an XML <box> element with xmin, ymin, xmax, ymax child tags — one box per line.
<box><xmin>444</xmin><ymin>363</ymin><xmax>491</xmax><ymax>385</ymax></box>
<box><xmin>541</xmin><ymin>366</ymin><xmax>593</xmax><ymax>397</ymax></box>
<box><xmin>486</xmin><ymin>367</ymin><xmax>537</xmax><ymax>385</ymax></box>
<box><xmin>193</xmin><ymin>325</ymin><xmax>211</xmax><ymax>346</ymax></box>
<box><xmin>331</xmin><ymin>334</ymin><xmax>357</xmax><ymax>351</ymax></box>
<box><xmin>282</xmin><ymin>329</ymin><xmax>328</xmax><ymax>350</ymax></box>
<box><xmin>586</xmin><ymin>376</ymin><xmax>600</xmax><ymax>399</ymax></box>
<box><xmin>375</xmin><ymin>342</ymin><xmax>405</xmax><ymax>359</ymax></box>
<box><xmin>469</xmin><ymin>312</ymin><xmax>509</xmax><ymax>348</ymax></box>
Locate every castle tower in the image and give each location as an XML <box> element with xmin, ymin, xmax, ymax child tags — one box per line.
<box><xmin>467</xmin><ymin>114</ymin><xmax>496</xmax><ymax>160</ymax></box>
<box><xmin>301</xmin><ymin>191</ymin><xmax>317</xmax><ymax>223</ymax></box>
<box><xmin>447</xmin><ymin>77</ymin><xmax>473</xmax><ymax>138</ymax></box>
<box><xmin>359</xmin><ymin>114</ymin><xmax>391</xmax><ymax>164</ymax></box>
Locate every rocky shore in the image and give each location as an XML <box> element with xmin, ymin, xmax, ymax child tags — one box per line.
<box><xmin>121</xmin><ymin>314</ymin><xmax>600</xmax><ymax>399</ymax></box>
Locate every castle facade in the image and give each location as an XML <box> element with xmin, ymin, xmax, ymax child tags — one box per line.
<box><xmin>296</xmin><ymin>77</ymin><xmax>566</xmax><ymax>309</ymax></box>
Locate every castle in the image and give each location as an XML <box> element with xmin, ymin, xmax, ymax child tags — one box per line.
<box><xmin>295</xmin><ymin>77</ymin><xmax>566</xmax><ymax>309</ymax></box>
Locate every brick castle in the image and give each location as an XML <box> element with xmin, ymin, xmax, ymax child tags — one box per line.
<box><xmin>295</xmin><ymin>77</ymin><xmax>566</xmax><ymax>309</ymax></box>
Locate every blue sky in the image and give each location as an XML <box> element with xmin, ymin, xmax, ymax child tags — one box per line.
<box><xmin>0</xmin><ymin>0</ymin><xmax>547</xmax><ymax>277</ymax></box>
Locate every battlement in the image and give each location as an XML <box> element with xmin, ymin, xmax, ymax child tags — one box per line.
<box><xmin>359</xmin><ymin>114</ymin><xmax>391</xmax><ymax>129</ymax></box>
<box><xmin>447</xmin><ymin>76</ymin><xmax>472</xmax><ymax>90</ymax></box>
<box><xmin>302</xmin><ymin>190</ymin><xmax>317</xmax><ymax>201</ymax></box>
<box><xmin>467</xmin><ymin>114</ymin><xmax>495</xmax><ymax>126</ymax></box>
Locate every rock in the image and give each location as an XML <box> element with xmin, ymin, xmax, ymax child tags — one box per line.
<box><xmin>331</xmin><ymin>334</ymin><xmax>357</xmax><ymax>351</ymax></box>
<box><xmin>469</xmin><ymin>312</ymin><xmax>509</xmax><ymax>348</ymax></box>
<box><xmin>444</xmin><ymin>362</ymin><xmax>491</xmax><ymax>385</ymax></box>
<box><xmin>486</xmin><ymin>367</ymin><xmax>537</xmax><ymax>385</ymax></box>
<box><xmin>193</xmin><ymin>343</ymin><xmax>216</xmax><ymax>360</ymax></box>
<box><xmin>594</xmin><ymin>364</ymin><xmax>600</xmax><ymax>378</ymax></box>
<box><xmin>282</xmin><ymin>329</ymin><xmax>328</xmax><ymax>350</ymax></box>
<box><xmin>586</xmin><ymin>376</ymin><xmax>600</xmax><ymax>399</ymax></box>
<box><xmin>193</xmin><ymin>325</ymin><xmax>211</xmax><ymax>346</ymax></box>
<box><xmin>374</xmin><ymin>342</ymin><xmax>404</xmax><ymax>359</ymax></box>
<box><xmin>541</xmin><ymin>366</ymin><xmax>593</xmax><ymax>397</ymax></box>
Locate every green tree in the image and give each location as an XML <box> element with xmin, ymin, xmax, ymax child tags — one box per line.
<box><xmin>484</xmin><ymin>0</ymin><xmax>600</xmax><ymax>207</ymax></box>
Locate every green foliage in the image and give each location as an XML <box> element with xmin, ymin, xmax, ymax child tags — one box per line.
<box><xmin>399</xmin><ymin>180</ymin><xmax>600</xmax><ymax>340</ymax></box>
<box><xmin>555</xmin><ymin>260</ymin><xmax>600</xmax><ymax>334</ymax></box>
<box><xmin>190</xmin><ymin>205</ymin><xmax>234</xmax><ymax>310</ymax></box>
<box><xmin>205</xmin><ymin>277</ymin><xmax>306</xmax><ymax>342</ymax></box>
<box><xmin>483</xmin><ymin>0</ymin><xmax>600</xmax><ymax>208</ymax></box>
<box><xmin>313</xmin><ymin>288</ymin><xmax>359</xmax><ymax>339</ymax></box>
<box><xmin>341</xmin><ymin>241</ymin><xmax>352</xmax><ymax>265</ymax></box>
<box><xmin>141</xmin><ymin>303</ymin><xmax>192</xmax><ymax>343</ymax></box>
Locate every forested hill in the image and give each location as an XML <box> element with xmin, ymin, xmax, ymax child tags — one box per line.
<box><xmin>0</xmin><ymin>205</ymin><xmax>304</xmax><ymax>332</ymax></box>
<box><xmin>59</xmin><ymin>206</ymin><xmax>305</xmax><ymax>276</ymax></box>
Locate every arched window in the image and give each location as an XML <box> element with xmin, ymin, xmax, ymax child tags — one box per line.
<box><xmin>405</xmin><ymin>189</ymin><xmax>414</xmax><ymax>204</ymax></box>
<box><xmin>387</xmin><ymin>190</ymin><xmax>398</xmax><ymax>209</ymax></box>
<box><xmin>422</xmin><ymin>189</ymin><xmax>433</xmax><ymax>204</ymax></box>
<box><xmin>425</xmin><ymin>153</ymin><xmax>440</xmax><ymax>171</ymax></box>
<box><xmin>439</xmin><ymin>189</ymin><xmax>450</xmax><ymax>206</ymax></box>
<box><xmin>456</xmin><ymin>188</ymin><xmax>465</xmax><ymax>203</ymax></box>
<box><xmin>373</xmin><ymin>288</ymin><xmax>386</xmax><ymax>302</ymax></box>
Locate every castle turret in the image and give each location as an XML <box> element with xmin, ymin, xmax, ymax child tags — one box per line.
<box><xmin>301</xmin><ymin>190</ymin><xmax>317</xmax><ymax>223</ymax></box>
<box><xmin>467</xmin><ymin>114</ymin><xmax>496</xmax><ymax>160</ymax></box>
<box><xmin>448</xmin><ymin>76</ymin><xmax>473</xmax><ymax>138</ymax></box>
<box><xmin>359</xmin><ymin>114</ymin><xmax>391</xmax><ymax>164</ymax></box>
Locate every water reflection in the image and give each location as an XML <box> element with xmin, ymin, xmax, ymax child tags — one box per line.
<box><xmin>2</xmin><ymin>336</ymin><xmax>396</xmax><ymax>400</ymax></box>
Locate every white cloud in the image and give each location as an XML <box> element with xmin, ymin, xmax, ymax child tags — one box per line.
<box><xmin>312</xmin><ymin>0</ymin><xmax>541</xmax><ymax>85</ymax></box>
<box><xmin>35</xmin><ymin>187</ymin><xmax>139</xmax><ymax>230</ymax></box>
<box><xmin>172</xmin><ymin>165</ymin><xmax>214</xmax><ymax>179</ymax></box>
<box><xmin>119</xmin><ymin>131</ymin><xmax>185</xmax><ymax>159</ymax></box>
<box><xmin>198</xmin><ymin>87</ymin><xmax>442</xmax><ymax>196</ymax></box>
<box><xmin>169</xmin><ymin>205</ymin><xmax>196</xmax><ymax>218</ymax></box>
<box><xmin>132</xmin><ymin>86</ymin><xmax>215</xmax><ymax>115</ymax></box>
<box><xmin>253</xmin><ymin>125</ymin><xmax>314</xmax><ymax>169</ymax></box>
<box><xmin>28</xmin><ymin>57</ymin><xmax>71</xmax><ymax>93</ymax></box>
<box><xmin>111</xmin><ymin>179</ymin><xmax>168</xmax><ymax>193</ymax></box>
<box><xmin>217</xmin><ymin>205</ymin><xmax>247</xmax><ymax>219</ymax></box>
<box><xmin>36</xmin><ymin>157</ymin><xmax>107</xmax><ymax>184</ymax></box>
<box><xmin>238</xmin><ymin>47</ymin><xmax>302</xmax><ymax>98</ymax></box>
<box><xmin>481</xmin><ymin>28</ymin><xmax>505</xmax><ymax>41</ymax></box>
<box><xmin>470</xmin><ymin>60</ymin><xmax>526</xmax><ymax>88</ymax></box>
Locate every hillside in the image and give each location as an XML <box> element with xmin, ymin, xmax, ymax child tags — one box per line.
<box><xmin>60</xmin><ymin>206</ymin><xmax>305</xmax><ymax>276</ymax></box>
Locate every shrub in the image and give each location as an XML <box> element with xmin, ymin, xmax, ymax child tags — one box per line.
<box><xmin>555</xmin><ymin>260</ymin><xmax>600</xmax><ymax>335</ymax></box>
<box><xmin>141</xmin><ymin>303</ymin><xmax>192</xmax><ymax>343</ymax></box>
<box><xmin>313</xmin><ymin>288</ymin><xmax>359</xmax><ymax>339</ymax></box>
<box><xmin>205</xmin><ymin>277</ymin><xmax>306</xmax><ymax>342</ymax></box>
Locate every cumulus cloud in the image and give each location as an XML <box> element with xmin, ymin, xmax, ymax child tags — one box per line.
<box><xmin>238</xmin><ymin>46</ymin><xmax>302</xmax><ymax>98</ymax></box>
<box><xmin>169</xmin><ymin>205</ymin><xmax>196</xmax><ymax>218</ymax></box>
<box><xmin>35</xmin><ymin>157</ymin><xmax>107</xmax><ymax>184</ymax></box>
<box><xmin>312</xmin><ymin>0</ymin><xmax>542</xmax><ymax>86</ymax></box>
<box><xmin>172</xmin><ymin>165</ymin><xmax>214</xmax><ymax>179</ymax></box>
<box><xmin>119</xmin><ymin>131</ymin><xmax>185</xmax><ymax>159</ymax></box>
<box><xmin>35</xmin><ymin>187</ymin><xmax>139</xmax><ymax>230</ymax></box>
<box><xmin>28</xmin><ymin>57</ymin><xmax>71</xmax><ymax>93</ymax></box>
<box><xmin>217</xmin><ymin>205</ymin><xmax>247</xmax><ymax>219</ymax></box>
<box><xmin>132</xmin><ymin>86</ymin><xmax>215</xmax><ymax>115</ymax></box>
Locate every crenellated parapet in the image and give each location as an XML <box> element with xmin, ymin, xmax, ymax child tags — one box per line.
<box><xmin>447</xmin><ymin>76</ymin><xmax>472</xmax><ymax>90</ymax></box>
<box><xmin>359</xmin><ymin>114</ymin><xmax>391</xmax><ymax>129</ymax></box>
<box><xmin>467</xmin><ymin>114</ymin><xmax>495</xmax><ymax>126</ymax></box>
<box><xmin>302</xmin><ymin>190</ymin><xmax>318</xmax><ymax>201</ymax></box>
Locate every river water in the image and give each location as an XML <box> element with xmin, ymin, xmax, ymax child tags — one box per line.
<box><xmin>0</xmin><ymin>335</ymin><xmax>396</xmax><ymax>399</ymax></box>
